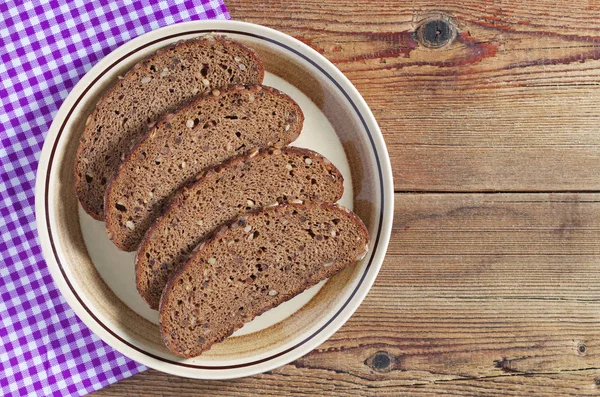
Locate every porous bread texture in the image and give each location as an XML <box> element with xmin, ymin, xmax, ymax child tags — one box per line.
<box><xmin>105</xmin><ymin>85</ymin><xmax>303</xmax><ymax>251</ymax></box>
<box><xmin>75</xmin><ymin>35</ymin><xmax>264</xmax><ymax>220</ymax></box>
<box><xmin>159</xmin><ymin>201</ymin><xmax>369</xmax><ymax>358</ymax></box>
<box><xmin>136</xmin><ymin>147</ymin><xmax>344</xmax><ymax>309</ymax></box>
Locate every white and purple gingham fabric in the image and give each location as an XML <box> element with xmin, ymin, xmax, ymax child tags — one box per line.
<box><xmin>0</xmin><ymin>1</ymin><xmax>229</xmax><ymax>396</ymax></box>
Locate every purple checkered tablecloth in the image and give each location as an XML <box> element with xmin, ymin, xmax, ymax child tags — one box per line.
<box><xmin>0</xmin><ymin>1</ymin><xmax>229</xmax><ymax>396</ymax></box>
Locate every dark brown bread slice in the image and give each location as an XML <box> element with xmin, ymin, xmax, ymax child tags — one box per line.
<box><xmin>75</xmin><ymin>35</ymin><xmax>264</xmax><ymax>220</ymax></box>
<box><xmin>159</xmin><ymin>201</ymin><xmax>369</xmax><ymax>358</ymax></box>
<box><xmin>105</xmin><ymin>85</ymin><xmax>303</xmax><ymax>251</ymax></box>
<box><xmin>136</xmin><ymin>147</ymin><xmax>344</xmax><ymax>309</ymax></box>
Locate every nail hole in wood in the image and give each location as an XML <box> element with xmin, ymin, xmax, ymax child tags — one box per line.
<box><xmin>415</xmin><ymin>17</ymin><xmax>456</xmax><ymax>48</ymax></box>
<box><xmin>365</xmin><ymin>351</ymin><xmax>394</xmax><ymax>373</ymax></box>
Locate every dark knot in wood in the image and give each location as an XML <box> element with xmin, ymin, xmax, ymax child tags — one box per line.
<box><xmin>415</xmin><ymin>17</ymin><xmax>456</xmax><ymax>48</ymax></box>
<box><xmin>365</xmin><ymin>351</ymin><xmax>393</xmax><ymax>373</ymax></box>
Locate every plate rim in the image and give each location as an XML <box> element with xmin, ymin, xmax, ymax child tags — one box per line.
<box><xmin>35</xmin><ymin>19</ymin><xmax>394</xmax><ymax>379</ymax></box>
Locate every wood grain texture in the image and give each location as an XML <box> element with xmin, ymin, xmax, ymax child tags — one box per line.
<box><xmin>222</xmin><ymin>0</ymin><xmax>600</xmax><ymax>192</ymax></box>
<box><xmin>95</xmin><ymin>1</ymin><xmax>600</xmax><ymax>395</ymax></box>
<box><xmin>96</xmin><ymin>194</ymin><xmax>600</xmax><ymax>396</ymax></box>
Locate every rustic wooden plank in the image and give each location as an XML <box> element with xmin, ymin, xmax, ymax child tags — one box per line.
<box><xmin>96</xmin><ymin>0</ymin><xmax>600</xmax><ymax>394</ymax></box>
<box><xmin>226</xmin><ymin>0</ymin><xmax>600</xmax><ymax>191</ymax></box>
<box><xmin>391</xmin><ymin>193</ymin><xmax>600</xmax><ymax>255</ymax></box>
<box><xmin>94</xmin><ymin>368</ymin><xmax>600</xmax><ymax>396</ymax></box>
<box><xmin>97</xmin><ymin>193</ymin><xmax>600</xmax><ymax>396</ymax></box>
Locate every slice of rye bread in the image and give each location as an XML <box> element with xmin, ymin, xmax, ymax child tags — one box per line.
<box><xmin>75</xmin><ymin>35</ymin><xmax>264</xmax><ymax>220</ymax></box>
<box><xmin>105</xmin><ymin>85</ymin><xmax>303</xmax><ymax>251</ymax></box>
<box><xmin>136</xmin><ymin>147</ymin><xmax>344</xmax><ymax>309</ymax></box>
<box><xmin>159</xmin><ymin>201</ymin><xmax>369</xmax><ymax>358</ymax></box>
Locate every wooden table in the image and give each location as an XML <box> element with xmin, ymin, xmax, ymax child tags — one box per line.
<box><xmin>96</xmin><ymin>1</ymin><xmax>600</xmax><ymax>395</ymax></box>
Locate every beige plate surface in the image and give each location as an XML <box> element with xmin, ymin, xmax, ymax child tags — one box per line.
<box><xmin>35</xmin><ymin>20</ymin><xmax>393</xmax><ymax>379</ymax></box>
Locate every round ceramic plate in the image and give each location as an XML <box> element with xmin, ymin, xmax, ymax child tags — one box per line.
<box><xmin>35</xmin><ymin>20</ymin><xmax>394</xmax><ymax>379</ymax></box>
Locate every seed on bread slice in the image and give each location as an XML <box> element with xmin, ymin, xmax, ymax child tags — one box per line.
<box><xmin>136</xmin><ymin>147</ymin><xmax>344</xmax><ymax>309</ymax></box>
<box><xmin>105</xmin><ymin>85</ymin><xmax>304</xmax><ymax>251</ymax></box>
<box><xmin>75</xmin><ymin>35</ymin><xmax>264</xmax><ymax>220</ymax></box>
<box><xmin>159</xmin><ymin>201</ymin><xmax>369</xmax><ymax>358</ymax></box>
